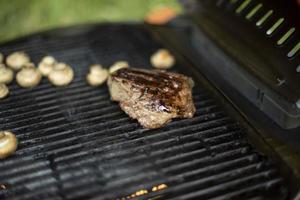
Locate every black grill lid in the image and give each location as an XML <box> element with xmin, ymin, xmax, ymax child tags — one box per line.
<box><xmin>180</xmin><ymin>0</ymin><xmax>300</xmax><ymax>129</ymax></box>
<box><xmin>0</xmin><ymin>24</ymin><xmax>289</xmax><ymax>200</ymax></box>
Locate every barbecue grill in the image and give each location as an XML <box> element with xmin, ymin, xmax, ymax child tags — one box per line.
<box><xmin>0</xmin><ymin>0</ymin><xmax>299</xmax><ymax>199</ymax></box>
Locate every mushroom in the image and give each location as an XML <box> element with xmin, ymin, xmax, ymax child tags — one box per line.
<box><xmin>42</xmin><ymin>56</ymin><xmax>56</xmax><ymax>66</ymax></box>
<box><xmin>0</xmin><ymin>64</ymin><xmax>14</xmax><ymax>84</ymax></box>
<box><xmin>48</xmin><ymin>62</ymin><xmax>74</xmax><ymax>86</ymax></box>
<box><xmin>24</xmin><ymin>62</ymin><xmax>35</xmax><ymax>68</ymax></box>
<box><xmin>0</xmin><ymin>84</ymin><xmax>9</xmax><ymax>99</ymax></box>
<box><xmin>6</xmin><ymin>51</ymin><xmax>30</xmax><ymax>71</ymax></box>
<box><xmin>86</xmin><ymin>64</ymin><xmax>109</xmax><ymax>86</ymax></box>
<box><xmin>90</xmin><ymin>64</ymin><xmax>104</xmax><ymax>74</ymax></box>
<box><xmin>150</xmin><ymin>49</ymin><xmax>175</xmax><ymax>69</ymax></box>
<box><xmin>109</xmin><ymin>61</ymin><xmax>129</xmax><ymax>74</ymax></box>
<box><xmin>38</xmin><ymin>56</ymin><xmax>57</xmax><ymax>77</ymax></box>
<box><xmin>0</xmin><ymin>131</ymin><xmax>18</xmax><ymax>159</ymax></box>
<box><xmin>16</xmin><ymin>65</ymin><xmax>42</xmax><ymax>88</ymax></box>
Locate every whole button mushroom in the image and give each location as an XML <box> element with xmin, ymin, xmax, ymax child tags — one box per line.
<box><xmin>0</xmin><ymin>84</ymin><xmax>9</xmax><ymax>99</ymax></box>
<box><xmin>16</xmin><ymin>65</ymin><xmax>42</xmax><ymax>88</ymax></box>
<box><xmin>48</xmin><ymin>62</ymin><xmax>74</xmax><ymax>86</ymax></box>
<box><xmin>38</xmin><ymin>56</ymin><xmax>57</xmax><ymax>77</ymax></box>
<box><xmin>86</xmin><ymin>64</ymin><xmax>109</xmax><ymax>86</ymax></box>
<box><xmin>0</xmin><ymin>131</ymin><xmax>18</xmax><ymax>159</ymax></box>
<box><xmin>109</xmin><ymin>61</ymin><xmax>129</xmax><ymax>74</ymax></box>
<box><xmin>6</xmin><ymin>51</ymin><xmax>30</xmax><ymax>71</ymax></box>
<box><xmin>42</xmin><ymin>56</ymin><xmax>56</xmax><ymax>66</ymax></box>
<box><xmin>0</xmin><ymin>64</ymin><xmax>14</xmax><ymax>84</ymax></box>
<box><xmin>90</xmin><ymin>64</ymin><xmax>104</xmax><ymax>75</ymax></box>
<box><xmin>150</xmin><ymin>49</ymin><xmax>175</xmax><ymax>69</ymax></box>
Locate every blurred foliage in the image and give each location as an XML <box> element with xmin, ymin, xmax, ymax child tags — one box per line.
<box><xmin>0</xmin><ymin>0</ymin><xmax>180</xmax><ymax>43</ymax></box>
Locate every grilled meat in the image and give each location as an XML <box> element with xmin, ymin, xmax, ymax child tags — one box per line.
<box><xmin>107</xmin><ymin>68</ymin><xmax>196</xmax><ymax>129</ymax></box>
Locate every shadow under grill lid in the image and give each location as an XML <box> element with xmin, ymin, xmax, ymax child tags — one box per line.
<box><xmin>0</xmin><ymin>24</ymin><xmax>288</xmax><ymax>200</ymax></box>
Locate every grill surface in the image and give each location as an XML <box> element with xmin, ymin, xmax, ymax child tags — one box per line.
<box><xmin>0</xmin><ymin>24</ymin><xmax>288</xmax><ymax>200</ymax></box>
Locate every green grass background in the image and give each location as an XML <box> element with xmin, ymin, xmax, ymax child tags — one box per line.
<box><xmin>0</xmin><ymin>0</ymin><xmax>180</xmax><ymax>43</ymax></box>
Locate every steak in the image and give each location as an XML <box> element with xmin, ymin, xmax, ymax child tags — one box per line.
<box><xmin>107</xmin><ymin>68</ymin><xmax>196</xmax><ymax>129</ymax></box>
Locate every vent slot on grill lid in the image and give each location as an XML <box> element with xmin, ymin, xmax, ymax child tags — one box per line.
<box><xmin>287</xmin><ymin>41</ymin><xmax>300</xmax><ymax>58</ymax></box>
<box><xmin>245</xmin><ymin>3</ymin><xmax>263</xmax><ymax>20</ymax></box>
<box><xmin>235</xmin><ymin>0</ymin><xmax>252</xmax><ymax>14</ymax></box>
<box><xmin>277</xmin><ymin>27</ymin><xmax>296</xmax><ymax>46</ymax></box>
<box><xmin>266</xmin><ymin>18</ymin><xmax>284</xmax><ymax>36</ymax></box>
<box><xmin>256</xmin><ymin>9</ymin><xmax>273</xmax><ymax>27</ymax></box>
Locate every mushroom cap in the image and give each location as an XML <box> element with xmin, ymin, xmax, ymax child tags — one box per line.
<box><xmin>109</xmin><ymin>61</ymin><xmax>129</xmax><ymax>74</ymax></box>
<box><xmin>0</xmin><ymin>84</ymin><xmax>9</xmax><ymax>99</ymax></box>
<box><xmin>0</xmin><ymin>131</ymin><xmax>18</xmax><ymax>159</ymax></box>
<box><xmin>0</xmin><ymin>64</ymin><xmax>14</xmax><ymax>84</ymax></box>
<box><xmin>16</xmin><ymin>66</ymin><xmax>42</xmax><ymax>88</ymax></box>
<box><xmin>89</xmin><ymin>64</ymin><xmax>104</xmax><ymax>74</ymax></box>
<box><xmin>86</xmin><ymin>68</ymin><xmax>108</xmax><ymax>86</ymax></box>
<box><xmin>42</xmin><ymin>56</ymin><xmax>56</xmax><ymax>66</ymax></box>
<box><xmin>38</xmin><ymin>56</ymin><xmax>56</xmax><ymax>76</ymax></box>
<box><xmin>24</xmin><ymin>62</ymin><xmax>35</xmax><ymax>68</ymax></box>
<box><xmin>38</xmin><ymin>62</ymin><xmax>54</xmax><ymax>77</ymax></box>
<box><xmin>150</xmin><ymin>49</ymin><xmax>175</xmax><ymax>69</ymax></box>
<box><xmin>48</xmin><ymin>63</ymin><xmax>74</xmax><ymax>86</ymax></box>
<box><xmin>6</xmin><ymin>51</ymin><xmax>30</xmax><ymax>71</ymax></box>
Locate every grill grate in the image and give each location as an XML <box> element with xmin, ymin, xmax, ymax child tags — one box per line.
<box><xmin>0</xmin><ymin>24</ymin><xmax>287</xmax><ymax>200</ymax></box>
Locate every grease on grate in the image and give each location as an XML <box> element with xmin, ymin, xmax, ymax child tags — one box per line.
<box><xmin>116</xmin><ymin>184</ymin><xmax>168</xmax><ymax>200</ymax></box>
